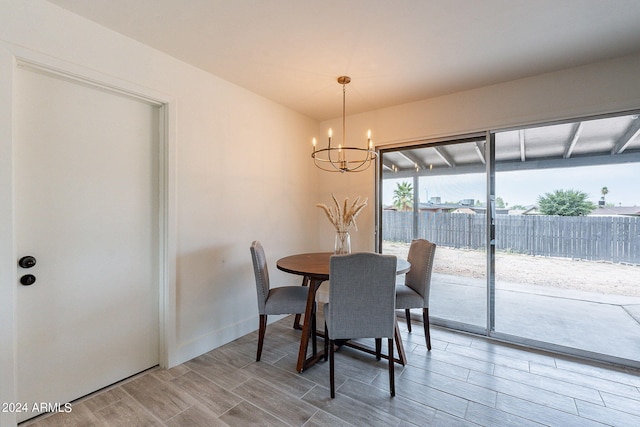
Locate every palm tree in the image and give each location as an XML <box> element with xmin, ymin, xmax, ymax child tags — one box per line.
<box><xmin>601</xmin><ymin>186</ymin><xmax>609</xmax><ymax>202</ymax></box>
<box><xmin>393</xmin><ymin>181</ymin><xmax>414</xmax><ymax>211</ymax></box>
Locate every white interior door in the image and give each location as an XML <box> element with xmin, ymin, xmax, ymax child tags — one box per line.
<box><xmin>14</xmin><ymin>66</ymin><xmax>160</xmax><ymax>422</ymax></box>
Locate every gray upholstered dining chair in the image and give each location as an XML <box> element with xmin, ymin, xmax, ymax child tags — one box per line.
<box><xmin>395</xmin><ymin>239</ymin><xmax>437</xmax><ymax>350</ymax></box>
<box><xmin>323</xmin><ymin>252</ymin><xmax>398</xmax><ymax>398</ymax></box>
<box><xmin>250</xmin><ymin>241</ymin><xmax>313</xmax><ymax>361</ymax></box>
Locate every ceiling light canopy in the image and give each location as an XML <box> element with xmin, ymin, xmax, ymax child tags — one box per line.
<box><xmin>311</xmin><ymin>76</ymin><xmax>378</xmax><ymax>173</ymax></box>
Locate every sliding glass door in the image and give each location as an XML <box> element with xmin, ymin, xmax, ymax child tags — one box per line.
<box><xmin>380</xmin><ymin>136</ymin><xmax>488</xmax><ymax>331</ymax></box>
<box><xmin>493</xmin><ymin>114</ymin><xmax>640</xmax><ymax>364</ymax></box>
<box><xmin>378</xmin><ymin>111</ymin><xmax>640</xmax><ymax>367</ymax></box>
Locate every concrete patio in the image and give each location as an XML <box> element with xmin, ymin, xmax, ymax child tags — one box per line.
<box><xmin>427</xmin><ymin>273</ymin><xmax>640</xmax><ymax>366</ymax></box>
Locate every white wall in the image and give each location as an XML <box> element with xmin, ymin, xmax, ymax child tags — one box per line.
<box><xmin>318</xmin><ymin>53</ymin><xmax>640</xmax><ymax>248</ymax></box>
<box><xmin>0</xmin><ymin>2</ymin><xmax>320</xmax><ymax>424</ymax></box>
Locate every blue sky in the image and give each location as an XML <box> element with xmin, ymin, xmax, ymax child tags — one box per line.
<box><xmin>383</xmin><ymin>162</ymin><xmax>639</xmax><ymax>208</ymax></box>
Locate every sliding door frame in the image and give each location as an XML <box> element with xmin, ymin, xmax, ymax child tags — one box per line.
<box><xmin>377</xmin><ymin>109</ymin><xmax>640</xmax><ymax>369</ymax></box>
<box><xmin>486</xmin><ymin>131</ymin><xmax>496</xmax><ymax>335</ymax></box>
<box><xmin>377</xmin><ymin>132</ymin><xmax>489</xmax><ymax>337</ymax></box>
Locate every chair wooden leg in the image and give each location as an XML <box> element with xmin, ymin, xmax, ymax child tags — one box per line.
<box><xmin>388</xmin><ymin>337</ymin><xmax>395</xmax><ymax>397</ymax></box>
<box><xmin>293</xmin><ymin>314</ymin><xmax>302</xmax><ymax>330</ymax></box>
<box><xmin>375</xmin><ymin>338</ymin><xmax>382</xmax><ymax>360</ymax></box>
<box><xmin>423</xmin><ymin>307</ymin><xmax>431</xmax><ymax>351</ymax></box>
<box><xmin>329</xmin><ymin>338</ymin><xmax>336</xmax><ymax>398</ymax></box>
<box><xmin>405</xmin><ymin>308</ymin><xmax>412</xmax><ymax>332</ymax></box>
<box><xmin>257</xmin><ymin>314</ymin><xmax>267</xmax><ymax>361</ymax></box>
<box><xmin>324</xmin><ymin>323</ymin><xmax>329</xmax><ymax>362</ymax></box>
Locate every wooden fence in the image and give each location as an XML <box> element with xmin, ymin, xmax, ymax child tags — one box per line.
<box><xmin>382</xmin><ymin>211</ymin><xmax>640</xmax><ymax>264</ymax></box>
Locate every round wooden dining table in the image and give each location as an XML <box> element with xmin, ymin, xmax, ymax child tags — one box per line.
<box><xmin>277</xmin><ymin>252</ymin><xmax>410</xmax><ymax>373</ymax></box>
<box><xmin>276</xmin><ymin>252</ymin><xmax>331</xmax><ymax>279</ymax></box>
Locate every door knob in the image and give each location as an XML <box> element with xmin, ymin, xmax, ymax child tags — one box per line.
<box><xmin>18</xmin><ymin>256</ymin><xmax>37</xmax><ymax>268</ymax></box>
<box><xmin>20</xmin><ymin>274</ymin><xmax>36</xmax><ymax>286</ymax></box>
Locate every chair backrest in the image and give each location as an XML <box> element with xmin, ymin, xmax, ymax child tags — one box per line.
<box><xmin>250</xmin><ymin>241</ymin><xmax>270</xmax><ymax>314</ymax></box>
<box><xmin>328</xmin><ymin>252</ymin><xmax>397</xmax><ymax>340</ymax></box>
<box><xmin>405</xmin><ymin>239</ymin><xmax>437</xmax><ymax>304</ymax></box>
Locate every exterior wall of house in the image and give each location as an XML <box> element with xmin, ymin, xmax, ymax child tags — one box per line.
<box><xmin>318</xmin><ymin>53</ymin><xmax>640</xmax><ymax>252</ymax></box>
<box><xmin>0</xmin><ymin>2</ymin><xmax>320</xmax><ymax>423</ymax></box>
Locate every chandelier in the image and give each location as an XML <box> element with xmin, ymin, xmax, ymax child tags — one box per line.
<box><xmin>311</xmin><ymin>76</ymin><xmax>378</xmax><ymax>173</ymax></box>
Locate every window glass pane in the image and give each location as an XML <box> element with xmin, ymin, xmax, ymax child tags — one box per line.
<box><xmin>494</xmin><ymin>113</ymin><xmax>640</xmax><ymax>362</ymax></box>
<box><xmin>381</xmin><ymin>139</ymin><xmax>487</xmax><ymax>330</ymax></box>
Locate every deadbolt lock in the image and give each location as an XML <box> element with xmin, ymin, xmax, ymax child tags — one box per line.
<box><xmin>18</xmin><ymin>256</ymin><xmax>37</xmax><ymax>268</ymax></box>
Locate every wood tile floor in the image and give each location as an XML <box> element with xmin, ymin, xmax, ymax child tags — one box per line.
<box><xmin>25</xmin><ymin>315</ymin><xmax>640</xmax><ymax>426</ymax></box>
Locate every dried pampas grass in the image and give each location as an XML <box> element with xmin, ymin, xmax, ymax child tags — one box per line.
<box><xmin>316</xmin><ymin>194</ymin><xmax>368</xmax><ymax>232</ymax></box>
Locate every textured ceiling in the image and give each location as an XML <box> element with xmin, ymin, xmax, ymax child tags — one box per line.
<box><xmin>47</xmin><ymin>0</ymin><xmax>640</xmax><ymax>121</ymax></box>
